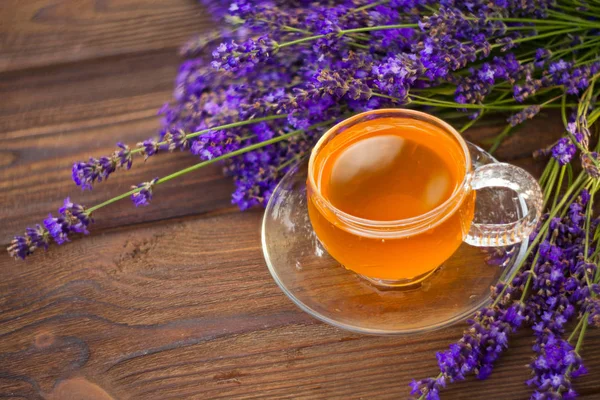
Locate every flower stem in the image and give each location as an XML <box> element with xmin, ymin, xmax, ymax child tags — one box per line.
<box><xmin>87</xmin><ymin>189</ymin><xmax>139</xmax><ymax>213</ymax></box>
<box><xmin>408</xmin><ymin>93</ymin><xmax>574</xmax><ymax>110</ymax></box>
<box><xmin>551</xmin><ymin>36</ymin><xmax>600</xmax><ymax>61</ymax></box>
<box><xmin>575</xmin><ymin>318</ymin><xmax>588</xmax><ymax>354</ymax></box>
<box><xmin>492</xmin><ymin>173</ymin><xmax>590</xmax><ymax>306</ymax></box>
<box><xmin>488</xmin><ymin>124</ymin><xmax>513</xmax><ymax>154</ymax></box>
<box><xmin>584</xmin><ymin>181</ymin><xmax>599</xmax><ymax>261</ymax></box>
<box><xmin>354</xmin><ymin>0</ymin><xmax>389</xmax><ymax>12</ymax></box>
<box><xmin>482</xmin><ymin>17</ymin><xmax>600</xmax><ymax>29</ymax></box>
<box><xmin>552</xmin><ymin>166</ymin><xmax>567</xmax><ymax>211</ymax></box>
<box><xmin>459</xmin><ymin>111</ymin><xmax>485</xmax><ymax>133</ymax></box>
<box><xmin>130</xmin><ymin>114</ymin><xmax>288</xmax><ymax>156</ymax></box>
<box><xmin>87</xmin><ymin>119</ymin><xmax>337</xmax><ymax>214</ymax></box>
<box><xmin>543</xmin><ymin>162</ymin><xmax>560</xmax><ymax>209</ymax></box>
<box><xmin>489</xmin><ymin>27</ymin><xmax>585</xmax><ymax>51</ymax></box>
<box><xmin>276</xmin><ymin>24</ymin><xmax>418</xmax><ymax>49</ymax></box>
<box><xmin>569</xmin><ymin>316</ymin><xmax>585</xmax><ymax>343</ymax></box>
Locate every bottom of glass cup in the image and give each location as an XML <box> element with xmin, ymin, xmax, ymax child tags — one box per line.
<box><xmin>357</xmin><ymin>267</ymin><xmax>439</xmax><ymax>290</ymax></box>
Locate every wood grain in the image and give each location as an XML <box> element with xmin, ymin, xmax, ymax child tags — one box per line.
<box><xmin>0</xmin><ymin>47</ymin><xmax>235</xmax><ymax>245</ymax></box>
<box><xmin>0</xmin><ymin>0</ymin><xmax>209</xmax><ymax>72</ymax></box>
<box><xmin>1</xmin><ymin>1</ymin><xmax>599</xmax><ymax>399</ymax></box>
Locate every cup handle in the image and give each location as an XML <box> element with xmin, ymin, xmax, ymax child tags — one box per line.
<box><xmin>464</xmin><ymin>163</ymin><xmax>543</xmax><ymax>247</ymax></box>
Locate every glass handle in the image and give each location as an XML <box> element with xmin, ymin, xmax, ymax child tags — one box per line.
<box><xmin>464</xmin><ymin>163</ymin><xmax>543</xmax><ymax>247</ymax></box>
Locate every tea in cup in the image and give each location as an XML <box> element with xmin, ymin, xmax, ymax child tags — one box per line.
<box><xmin>307</xmin><ymin>109</ymin><xmax>543</xmax><ymax>287</ymax></box>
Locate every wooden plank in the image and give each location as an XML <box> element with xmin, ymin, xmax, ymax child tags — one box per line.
<box><xmin>0</xmin><ymin>48</ymin><xmax>236</xmax><ymax>244</ymax></box>
<box><xmin>1</xmin><ymin>211</ymin><xmax>599</xmax><ymax>399</ymax></box>
<box><xmin>0</xmin><ymin>0</ymin><xmax>212</xmax><ymax>72</ymax></box>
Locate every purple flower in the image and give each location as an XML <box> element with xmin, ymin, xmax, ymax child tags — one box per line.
<box><xmin>507</xmin><ymin>105</ymin><xmax>541</xmax><ymax>127</ymax></box>
<box><xmin>60</xmin><ymin>197</ymin><xmax>93</xmax><ymax>229</ymax></box>
<box><xmin>44</xmin><ymin>214</ymin><xmax>71</xmax><ymax>244</ymax></box>
<box><xmin>412</xmin><ymin>301</ymin><xmax>526</xmax><ymax>396</ymax></box>
<box><xmin>544</xmin><ymin>60</ymin><xmax>600</xmax><ymax>95</ymax></box>
<box><xmin>131</xmin><ymin>178</ymin><xmax>159</xmax><ymax>207</ymax></box>
<box><xmin>138</xmin><ymin>139</ymin><xmax>160</xmax><ymax>160</ymax></box>
<box><xmin>7</xmin><ymin>224</ymin><xmax>50</xmax><ymax>260</ymax></box>
<box><xmin>72</xmin><ymin>159</ymin><xmax>101</xmax><ymax>190</ymax></box>
<box><xmin>116</xmin><ymin>142</ymin><xmax>132</xmax><ymax>169</ymax></box>
<box><xmin>164</xmin><ymin>129</ymin><xmax>190</xmax><ymax>151</ymax></box>
<box><xmin>372</xmin><ymin>54</ymin><xmax>421</xmax><ymax>100</ymax></box>
<box><xmin>9</xmin><ymin>197</ymin><xmax>93</xmax><ymax>257</ymax></box>
<box><xmin>72</xmin><ymin>143</ymin><xmax>134</xmax><ymax>189</ymax></box>
<box><xmin>43</xmin><ymin>198</ymin><xmax>92</xmax><ymax>244</ymax></box>
<box><xmin>534</xmin><ymin>48</ymin><xmax>551</xmax><ymax>68</ymax></box>
<box><xmin>551</xmin><ymin>138</ymin><xmax>577</xmax><ymax>166</ymax></box>
<box><xmin>455</xmin><ymin>54</ymin><xmax>524</xmax><ymax>105</ymax></box>
<box><xmin>212</xmin><ymin>36</ymin><xmax>278</xmax><ymax>74</ymax></box>
<box><xmin>7</xmin><ymin>236</ymin><xmax>32</xmax><ymax>260</ymax></box>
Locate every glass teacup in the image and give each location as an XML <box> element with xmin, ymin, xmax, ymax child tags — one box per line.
<box><xmin>307</xmin><ymin>109</ymin><xmax>543</xmax><ymax>287</ymax></box>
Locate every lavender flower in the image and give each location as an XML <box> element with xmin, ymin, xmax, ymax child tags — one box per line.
<box><xmin>411</xmin><ymin>301</ymin><xmax>526</xmax><ymax>397</ymax></box>
<box><xmin>138</xmin><ymin>139</ymin><xmax>160</xmax><ymax>160</ymax></box>
<box><xmin>372</xmin><ymin>54</ymin><xmax>420</xmax><ymax>100</ymax></box>
<box><xmin>552</xmin><ymin>138</ymin><xmax>577</xmax><ymax>166</ymax></box>
<box><xmin>212</xmin><ymin>36</ymin><xmax>278</xmax><ymax>74</ymax></box>
<box><xmin>7</xmin><ymin>225</ymin><xmax>50</xmax><ymax>260</ymax></box>
<box><xmin>8</xmin><ymin>198</ymin><xmax>91</xmax><ymax>259</ymax></box>
<box><xmin>72</xmin><ymin>143</ymin><xmax>133</xmax><ymax>190</ymax></box>
<box><xmin>507</xmin><ymin>105</ymin><xmax>541</xmax><ymax>127</ymax></box>
<box><xmin>454</xmin><ymin>54</ymin><xmax>524</xmax><ymax>105</ymax></box>
<box><xmin>528</xmin><ymin>334</ymin><xmax>585</xmax><ymax>399</ymax></box>
<box><xmin>523</xmin><ymin>191</ymin><xmax>597</xmax><ymax>398</ymax></box>
<box><xmin>131</xmin><ymin>178</ymin><xmax>159</xmax><ymax>207</ymax></box>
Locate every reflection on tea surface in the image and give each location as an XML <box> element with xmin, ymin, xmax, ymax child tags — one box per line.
<box><xmin>325</xmin><ymin>133</ymin><xmax>455</xmax><ymax>220</ymax></box>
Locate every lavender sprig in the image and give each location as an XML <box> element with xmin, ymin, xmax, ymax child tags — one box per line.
<box><xmin>71</xmin><ymin>115</ymin><xmax>288</xmax><ymax>190</ymax></box>
<box><xmin>8</xmin><ymin>198</ymin><xmax>91</xmax><ymax>259</ymax></box>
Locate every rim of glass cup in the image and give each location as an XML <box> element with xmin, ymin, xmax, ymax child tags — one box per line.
<box><xmin>307</xmin><ymin>108</ymin><xmax>473</xmax><ymax>233</ymax></box>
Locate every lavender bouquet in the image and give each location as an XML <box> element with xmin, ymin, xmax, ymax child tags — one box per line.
<box><xmin>8</xmin><ymin>0</ymin><xmax>600</xmax><ymax>398</ymax></box>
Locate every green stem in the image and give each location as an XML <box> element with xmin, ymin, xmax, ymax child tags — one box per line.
<box><xmin>483</xmin><ymin>17</ymin><xmax>600</xmax><ymax>29</ymax></box>
<box><xmin>575</xmin><ymin>319</ymin><xmax>588</xmax><ymax>354</ymax></box>
<box><xmin>488</xmin><ymin>27</ymin><xmax>585</xmax><ymax>51</ymax></box>
<box><xmin>492</xmin><ymin>173</ymin><xmax>590</xmax><ymax>306</ymax></box>
<box><xmin>561</xmin><ymin>93</ymin><xmax>569</xmax><ymax>128</ymax></box>
<box><xmin>519</xmin><ymin>251</ymin><xmax>542</xmax><ymax>303</ymax></box>
<box><xmin>277</xmin><ymin>24</ymin><xmax>418</xmax><ymax>49</ymax></box>
<box><xmin>543</xmin><ymin>162</ymin><xmax>560</xmax><ymax>210</ymax></box>
<box><xmin>87</xmin><ymin>119</ymin><xmax>336</xmax><ymax>214</ymax></box>
<box><xmin>354</xmin><ymin>0</ymin><xmax>389</xmax><ymax>11</ymax></box>
<box><xmin>584</xmin><ymin>181</ymin><xmax>598</xmax><ymax>261</ymax></box>
<box><xmin>551</xmin><ymin>36</ymin><xmax>600</xmax><ymax>61</ymax></box>
<box><xmin>551</xmin><ymin>166</ymin><xmax>567</xmax><ymax>211</ymax></box>
<box><xmin>406</xmin><ymin>93</ymin><xmax>586</xmax><ymax>110</ymax></box>
<box><xmin>547</xmin><ymin>8</ymin><xmax>598</xmax><ymax>25</ymax></box>
<box><xmin>489</xmin><ymin>125</ymin><xmax>513</xmax><ymax>154</ymax></box>
<box><xmin>539</xmin><ymin>158</ymin><xmax>555</xmax><ymax>188</ymax></box>
<box><xmin>87</xmin><ymin>189</ymin><xmax>139</xmax><ymax>213</ymax></box>
<box><xmin>459</xmin><ymin>111</ymin><xmax>485</xmax><ymax>133</ymax></box>
<box><xmin>276</xmin><ymin>153</ymin><xmax>306</xmax><ymax>171</ymax></box>
<box><xmin>130</xmin><ymin>114</ymin><xmax>288</xmax><ymax>156</ymax></box>
<box><xmin>569</xmin><ymin>316</ymin><xmax>585</xmax><ymax>343</ymax></box>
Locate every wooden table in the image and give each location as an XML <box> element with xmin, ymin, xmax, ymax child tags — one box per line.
<box><xmin>2</xmin><ymin>1</ymin><xmax>600</xmax><ymax>399</ymax></box>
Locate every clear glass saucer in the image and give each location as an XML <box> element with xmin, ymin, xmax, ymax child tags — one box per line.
<box><xmin>262</xmin><ymin>142</ymin><xmax>528</xmax><ymax>335</ymax></box>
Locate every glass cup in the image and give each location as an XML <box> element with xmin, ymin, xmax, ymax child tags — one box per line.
<box><xmin>306</xmin><ymin>109</ymin><xmax>543</xmax><ymax>288</ymax></box>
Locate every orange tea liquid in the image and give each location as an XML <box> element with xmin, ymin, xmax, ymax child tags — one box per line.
<box><xmin>308</xmin><ymin>117</ymin><xmax>475</xmax><ymax>281</ymax></box>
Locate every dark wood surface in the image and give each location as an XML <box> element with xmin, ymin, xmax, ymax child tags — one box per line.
<box><xmin>1</xmin><ymin>1</ymin><xmax>600</xmax><ymax>399</ymax></box>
